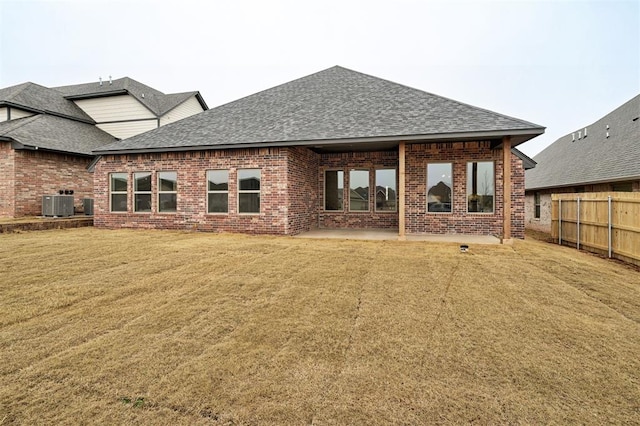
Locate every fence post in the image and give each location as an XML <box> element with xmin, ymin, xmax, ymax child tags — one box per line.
<box><xmin>558</xmin><ymin>199</ymin><xmax>562</xmax><ymax>245</ymax></box>
<box><xmin>608</xmin><ymin>196</ymin><xmax>612</xmax><ymax>258</ymax></box>
<box><xmin>577</xmin><ymin>197</ymin><xmax>580</xmax><ymax>250</ymax></box>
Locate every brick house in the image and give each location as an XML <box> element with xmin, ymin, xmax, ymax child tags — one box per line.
<box><xmin>93</xmin><ymin>66</ymin><xmax>544</xmax><ymax>239</ymax></box>
<box><xmin>525</xmin><ymin>94</ymin><xmax>639</xmax><ymax>233</ymax></box>
<box><xmin>0</xmin><ymin>78</ymin><xmax>207</xmax><ymax>217</ymax></box>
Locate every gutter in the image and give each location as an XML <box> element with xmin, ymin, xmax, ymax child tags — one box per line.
<box><xmin>63</xmin><ymin>89</ymin><xmax>128</xmax><ymax>100</ymax></box>
<box><xmin>0</xmin><ymin>101</ymin><xmax>95</xmax><ymax>124</ymax></box>
<box><xmin>93</xmin><ymin>127</ymin><xmax>546</xmax><ymax>156</ymax></box>
<box><xmin>525</xmin><ymin>175</ymin><xmax>640</xmax><ymax>191</ymax></box>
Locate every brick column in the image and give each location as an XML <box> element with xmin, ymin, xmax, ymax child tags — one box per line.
<box><xmin>399</xmin><ymin>142</ymin><xmax>406</xmax><ymax>240</ymax></box>
<box><xmin>502</xmin><ymin>136</ymin><xmax>512</xmax><ymax>242</ymax></box>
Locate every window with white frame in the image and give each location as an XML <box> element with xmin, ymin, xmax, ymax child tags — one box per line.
<box><xmin>324</xmin><ymin>170</ymin><xmax>344</xmax><ymax>211</ymax></box>
<box><xmin>534</xmin><ymin>192</ymin><xmax>541</xmax><ymax>219</ymax></box>
<box><xmin>207</xmin><ymin>170</ymin><xmax>229</xmax><ymax>213</ymax></box>
<box><xmin>238</xmin><ymin>169</ymin><xmax>260</xmax><ymax>213</ymax></box>
<box><xmin>349</xmin><ymin>169</ymin><xmax>369</xmax><ymax>211</ymax></box>
<box><xmin>158</xmin><ymin>171</ymin><xmax>177</xmax><ymax>213</ymax></box>
<box><xmin>375</xmin><ymin>169</ymin><xmax>396</xmax><ymax>212</ymax></box>
<box><xmin>467</xmin><ymin>161</ymin><xmax>494</xmax><ymax>213</ymax></box>
<box><xmin>110</xmin><ymin>173</ymin><xmax>128</xmax><ymax>212</ymax></box>
<box><xmin>427</xmin><ymin>163</ymin><xmax>453</xmax><ymax>213</ymax></box>
<box><xmin>134</xmin><ymin>172</ymin><xmax>152</xmax><ymax>212</ymax></box>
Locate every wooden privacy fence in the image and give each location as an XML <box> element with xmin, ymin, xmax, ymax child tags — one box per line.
<box><xmin>551</xmin><ymin>192</ymin><xmax>640</xmax><ymax>267</ymax></box>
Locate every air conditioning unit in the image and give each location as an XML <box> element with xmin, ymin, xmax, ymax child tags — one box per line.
<box><xmin>42</xmin><ymin>195</ymin><xmax>75</xmax><ymax>217</ymax></box>
<box><xmin>83</xmin><ymin>198</ymin><xmax>94</xmax><ymax>216</ymax></box>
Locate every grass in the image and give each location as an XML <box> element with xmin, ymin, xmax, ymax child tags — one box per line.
<box><xmin>0</xmin><ymin>228</ymin><xmax>639</xmax><ymax>425</ymax></box>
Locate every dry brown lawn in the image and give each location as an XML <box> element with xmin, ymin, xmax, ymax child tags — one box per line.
<box><xmin>1</xmin><ymin>228</ymin><xmax>639</xmax><ymax>425</ymax></box>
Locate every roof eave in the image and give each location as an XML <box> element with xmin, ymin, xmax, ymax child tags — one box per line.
<box><xmin>9</xmin><ymin>140</ymin><xmax>93</xmax><ymax>157</ymax></box>
<box><xmin>0</xmin><ymin>101</ymin><xmax>94</xmax><ymax>124</ymax></box>
<box><xmin>94</xmin><ymin>127</ymin><xmax>546</xmax><ymax>155</ymax></box>
<box><xmin>195</xmin><ymin>92</ymin><xmax>209</xmax><ymax>110</ymax></box>
<box><xmin>511</xmin><ymin>148</ymin><xmax>537</xmax><ymax>170</ymax></box>
<box><xmin>526</xmin><ymin>174</ymin><xmax>640</xmax><ymax>191</ymax></box>
<box><xmin>63</xmin><ymin>89</ymin><xmax>129</xmax><ymax>100</ymax></box>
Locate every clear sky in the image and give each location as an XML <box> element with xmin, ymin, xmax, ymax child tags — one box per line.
<box><xmin>0</xmin><ymin>0</ymin><xmax>638</xmax><ymax>157</ymax></box>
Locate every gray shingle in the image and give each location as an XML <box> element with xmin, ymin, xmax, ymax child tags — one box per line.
<box><xmin>0</xmin><ymin>114</ymin><xmax>117</xmax><ymax>155</ymax></box>
<box><xmin>0</xmin><ymin>82</ymin><xmax>93</xmax><ymax>122</ymax></box>
<box><xmin>526</xmin><ymin>94</ymin><xmax>640</xmax><ymax>190</ymax></box>
<box><xmin>94</xmin><ymin>66</ymin><xmax>544</xmax><ymax>154</ymax></box>
<box><xmin>54</xmin><ymin>77</ymin><xmax>204</xmax><ymax>117</ymax></box>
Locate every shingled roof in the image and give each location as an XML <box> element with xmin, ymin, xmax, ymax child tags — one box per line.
<box><xmin>94</xmin><ymin>66</ymin><xmax>544</xmax><ymax>154</ymax></box>
<box><xmin>526</xmin><ymin>94</ymin><xmax>640</xmax><ymax>190</ymax></box>
<box><xmin>0</xmin><ymin>115</ymin><xmax>116</xmax><ymax>156</ymax></box>
<box><xmin>0</xmin><ymin>82</ymin><xmax>93</xmax><ymax>122</ymax></box>
<box><xmin>54</xmin><ymin>77</ymin><xmax>207</xmax><ymax>117</ymax></box>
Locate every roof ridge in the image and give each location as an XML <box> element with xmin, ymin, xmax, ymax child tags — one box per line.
<box><xmin>1</xmin><ymin>82</ymin><xmax>44</xmax><ymax>101</ymax></box>
<box><xmin>335</xmin><ymin>66</ymin><xmax>544</xmax><ymax>130</ymax></box>
<box><xmin>533</xmin><ymin>93</ymin><xmax>640</xmax><ymax>161</ymax></box>
<box><xmin>198</xmin><ymin>66</ymin><xmax>346</xmax><ymax>113</ymax></box>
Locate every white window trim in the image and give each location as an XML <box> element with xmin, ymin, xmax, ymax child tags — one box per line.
<box><xmin>157</xmin><ymin>171</ymin><xmax>178</xmax><ymax>214</ymax></box>
<box><xmin>206</xmin><ymin>170</ymin><xmax>229</xmax><ymax>215</ymax></box>
<box><xmin>133</xmin><ymin>171</ymin><xmax>152</xmax><ymax>214</ymax></box>
<box><xmin>237</xmin><ymin>169</ymin><xmax>261</xmax><ymax>215</ymax></box>
<box><xmin>109</xmin><ymin>172</ymin><xmax>128</xmax><ymax>213</ymax></box>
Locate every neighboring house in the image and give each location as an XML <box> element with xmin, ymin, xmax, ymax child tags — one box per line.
<box><xmin>0</xmin><ymin>78</ymin><xmax>207</xmax><ymax>217</ymax></box>
<box><xmin>525</xmin><ymin>94</ymin><xmax>640</xmax><ymax>233</ymax></box>
<box><xmin>93</xmin><ymin>66</ymin><xmax>543</xmax><ymax>239</ymax></box>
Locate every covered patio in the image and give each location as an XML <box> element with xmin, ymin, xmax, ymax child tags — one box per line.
<box><xmin>294</xmin><ymin>227</ymin><xmax>501</xmax><ymax>244</ymax></box>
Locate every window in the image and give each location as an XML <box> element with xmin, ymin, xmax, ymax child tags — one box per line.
<box><xmin>158</xmin><ymin>171</ymin><xmax>177</xmax><ymax>213</ymax></box>
<box><xmin>375</xmin><ymin>169</ymin><xmax>397</xmax><ymax>212</ymax></box>
<box><xmin>534</xmin><ymin>192</ymin><xmax>541</xmax><ymax>219</ymax></box>
<box><xmin>324</xmin><ymin>170</ymin><xmax>344</xmax><ymax>211</ymax></box>
<box><xmin>110</xmin><ymin>173</ymin><xmax>128</xmax><ymax>212</ymax></box>
<box><xmin>349</xmin><ymin>170</ymin><xmax>369</xmax><ymax>211</ymax></box>
<box><xmin>427</xmin><ymin>163</ymin><xmax>453</xmax><ymax>213</ymax></box>
<box><xmin>207</xmin><ymin>170</ymin><xmax>229</xmax><ymax>213</ymax></box>
<box><xmin>467</xmin><ymin>161</ymin><xmax>494</xmax><ymax>213</ymax></box>
<box><xmin>238</xmin><ymin>169</ymin><xmax>260</xmax><ymax>213</ymax></box>
<box><xmin>134</xmin><ymin>172</ymin><xmax>152</xmax><ymax>212</ymax></box>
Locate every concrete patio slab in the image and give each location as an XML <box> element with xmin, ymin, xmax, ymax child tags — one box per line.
<box><xmin>294</xmin><ymin>228</ymin><xmax>501</xmax><ymax>244</ymax></box>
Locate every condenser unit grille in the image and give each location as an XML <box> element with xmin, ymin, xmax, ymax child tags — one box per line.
<box><xmin>42</xmin><ymin>195</ymin><xmax>75</xmax><ymax>217</ymax></box>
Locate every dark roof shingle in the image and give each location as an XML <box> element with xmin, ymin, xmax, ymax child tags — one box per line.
<box><xmin>0</xmin><ymin>114</ymin><xmax>117</xmax><ymax>155</ymax></box>
<box><xmin>95</xmin><ymin>66</ymin><xmax>544</xmax><ymax>154</ymax></box>
<box><xmin>54</xmin><ymin>77</ymin><xmax>204</xmax><ymax>117</ymax></box>
<box><xmin>0</xmin><ymin>82</ymin><xmax>93</xmax><ymax>122</ymax></box>
<box><xmin>526</xmin><ymin>94</ymin><xmax>640</xmax><ymax>190</ymax></box>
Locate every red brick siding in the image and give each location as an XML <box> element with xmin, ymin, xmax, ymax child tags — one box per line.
<box><xmin>94</xmin><ymin>148</ymin><xmax>290</xmax><ymax>234</ymax></box>
<box><xmin>510</xmin><ymin>153</ymin><xmax>525</xmax><ymax>239</ymax></box>
<box><xmin>404</xmin><ymin>142</ymin><xmax>524</xmax><ymax>238</ymax></box>
<box><xmin>0</xmin><ymin>147</ymin><xmax>93</xmax><ymax>217</ymax></box>
<box><xmin>0</xmin><ymin>142</ymin><xmax>16</xmax><ymax>217</ymax></box>
<box><xmin>318</xmin><ymin>151</ymin><xmax>399</xmax><ymax>229</ymax></box>
<box><xmin>286</xmin><ymin>147</ymin><xmax>319</xmax><ymax>234</ymax></box>
<box><xmin>94</xmin><ymin>143</ymin><xmax>526</xmax><ymax>238</ymax></box>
